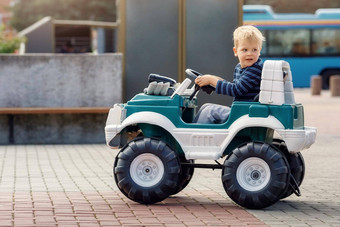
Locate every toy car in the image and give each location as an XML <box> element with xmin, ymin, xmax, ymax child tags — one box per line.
<box><xmin>105</xmin><ymin>60</ymin><xmax>316</xmax><ymax>209</ymax></box>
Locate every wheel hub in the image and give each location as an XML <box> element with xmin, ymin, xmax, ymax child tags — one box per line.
<box><xmin>236</xmin><ymin>157</ymin><xmax>271</xmax><ymax>192</ymax></box>
<box><xmin>130</xmin><ymin>154</ymin><xmax>164</xmax><ymax>187</ymax></box>
<box><xmin>139</xmin><ymin>161</ymin><xmax>157</xmax><ymax>179</ymax></box>
<box><xmin>251</xmin><ymin>169</ymin><xmax>261</xmax><ymax>180</ymax></box>
<box><xmin>247</xmin><ymin>166</ymin><xmax>266</xmax><ymax>186</ymax></box>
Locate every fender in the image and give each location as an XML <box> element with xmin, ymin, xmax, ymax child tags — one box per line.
<box><xmin>105</xmin><ymin>111</ymin><xmax>176</xmax><ymax>146</ymax></box>
<box><xmin>121</xmin><ymin>111</ymin><xmax>176</xmax><ymax>132</ymax></box>
<box><xmin>220</xmin><ymin>115</ymin><xmax>285</xmax><ymax>152</ymax></box>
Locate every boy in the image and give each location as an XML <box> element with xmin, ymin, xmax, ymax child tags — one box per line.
<box><xmin>194</xmin><ymin>25</ymin><xmax>265</xmax><ymax>124</ymax></box>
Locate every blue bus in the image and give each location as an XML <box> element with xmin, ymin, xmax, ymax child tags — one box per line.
<box><xmin>243</xmin><ymin>5</ymin><xmax>340</xmax><ymax>88</ymax></box>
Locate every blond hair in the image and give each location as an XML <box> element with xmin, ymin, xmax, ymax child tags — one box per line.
<box><xmin>233</xmin><ymin>25</ymin><xmax>265</xmax><ymax>48</ymax></box>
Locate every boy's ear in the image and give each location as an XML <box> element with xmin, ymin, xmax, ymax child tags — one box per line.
<box><xmin>233</xmin><ymin>47</ymin><xmax>237</xmax><ymax>56</ymax></box>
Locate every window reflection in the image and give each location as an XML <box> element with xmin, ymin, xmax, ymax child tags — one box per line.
<box><xmin>312</xmin><ymin>29</ymin><xmax>340</xmax><ymax>55</ymax></box>
<box><xmin>261</xmin><ymin>28</ymin><xmax>340</xmax><ymax>57</ymax></box>
<box><xmin>267</xmin><ymin>30</ymin><xmax>310</xmax><ymax>56</ymax></box>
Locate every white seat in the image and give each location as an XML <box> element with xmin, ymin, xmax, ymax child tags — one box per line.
<box><xmin>259</xmin><ymin>60</ymin><xmax>295</xmax><ymax>105</ymax></box>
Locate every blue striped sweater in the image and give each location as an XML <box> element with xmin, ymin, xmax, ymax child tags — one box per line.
<box><xmin>215</xmin><ymin>58</ymin><xmax>263</xmax><ymax>101</ymax></box>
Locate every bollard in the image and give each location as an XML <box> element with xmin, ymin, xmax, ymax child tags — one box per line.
<box><xmin>330</xmin><ymin>75</ymin><xmax>340</xmax><ymax>96</ymax></box>
<box><xmin>310</xmin><ymin>75</ymin><xmax>322</xmax><ymax>95</ymax></box>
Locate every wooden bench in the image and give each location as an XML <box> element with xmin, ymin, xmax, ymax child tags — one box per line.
<box><xmin>0</xmin><ymin>107</ymin><xmax>110</xmax><ymax>144</ymax></box>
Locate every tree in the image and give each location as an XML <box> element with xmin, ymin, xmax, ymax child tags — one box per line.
<box><xmin>10</xmin><ymin>0</ymin><xmax>116</xmax><ymax>31</ymax></box>
<box><xmin>0</xmin><ymin>25</ymin><xmax>25</xmax><ymax>53</ymax></box>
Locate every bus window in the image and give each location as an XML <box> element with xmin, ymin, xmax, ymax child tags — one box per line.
<box><xmin>267</xmin><ymin>30</ymin><xmax>310</xmax><ymax>56</ymax></box>
<box><xmin>312</xmin><ymin>29</ymin><xmax>340</xmax><ymax>55</ymax></box>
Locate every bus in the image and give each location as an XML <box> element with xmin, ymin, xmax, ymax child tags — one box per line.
<box><xmin>243</xmin><ymin>5</ymin><xmax>340</xmax><ymax>89</ymax></box>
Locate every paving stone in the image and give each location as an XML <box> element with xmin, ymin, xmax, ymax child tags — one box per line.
<box><xmin>0</xmin><ymin>89</ymin><xmax>339</xmax><ymax>226</ymax></box>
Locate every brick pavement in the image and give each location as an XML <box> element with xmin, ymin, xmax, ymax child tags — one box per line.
<box><xmin>246</xmin><ymin>89</ymin><xmax>340</xmax><ymax>226</ymax></box>
<box><xmin>0</xmin><ymin>89</ymin><xmax>339</xmax><ymax>226</ymax></box>
<box><xmin>0</xmin><ymin>145</ymin><xmax>266</xmax><ymax>226</ymax></box>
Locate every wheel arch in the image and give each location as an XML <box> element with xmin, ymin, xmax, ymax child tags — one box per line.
<box><xmin>121</xmin><ymin>111</ymin><xmax>177</xmax><ymax>132</ymax></box>
<box><xmin>137</xmin><ymin>123</ymin><xmax>185</xmax><ymax>157</ymax></box>
<box><xmin>221</xmin><ymin>115</ymin><xmax>285</xmax><ymax>157</ymax></box>
<box><xmin>223</xmin><ymin>126</ymin><xmax>275</xmax><ymax>157</ymax></box>
<box><xmin>110</xmin><ymin>112</ymin><xmax>184</xmax><ymax>156</ymax></box>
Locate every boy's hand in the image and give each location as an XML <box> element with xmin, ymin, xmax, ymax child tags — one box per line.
<box><xmin>195</xmin><ymin>75</ymin><xmax>220</xmax><ymax>87</ymax></box>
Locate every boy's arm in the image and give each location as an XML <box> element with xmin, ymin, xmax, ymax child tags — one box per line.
<box><xmin>215</xmin><ymin>65</ymin><xmax>262</xmax><ymax>97</ymax></box>
<box><xmin>195</xmin><ymin>75</ymin><xmax>224</xmax><ymax>87</ymax></box>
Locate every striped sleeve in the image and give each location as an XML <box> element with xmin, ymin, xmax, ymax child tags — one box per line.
<box><xmin>215</xmin><ymin>61</ymin><xmax>262</xmax><ymax>98</ymax></box>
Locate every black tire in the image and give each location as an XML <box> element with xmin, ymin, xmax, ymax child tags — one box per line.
<box><xmin>272</xmin><ymin>140</ymin><xmax>305</xmax><ymax>199</ymax></box>
<box><xmin>282</xmin><ymin>152</ymin><xmax>305</xmax><ymax>198</ymax></box>
<box><xmin>222</xmin><ymin>142</ymin><xmax>290</xmax><ymax>209</ymax></box>
<box><xmin>114</xmin><ymin>137</ymin><xmax>180</xmax><ymax>204</ymax></box>
<box><xmin>172</xmin><ymin>159</ymin><xmax>195</xmax><ymax>195</ymax></box>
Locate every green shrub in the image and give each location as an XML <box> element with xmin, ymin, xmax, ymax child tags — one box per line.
<box><xmin>0</xmin><ymin>25</ymin><xmax>25</xmax><ymax>53</ymax></box>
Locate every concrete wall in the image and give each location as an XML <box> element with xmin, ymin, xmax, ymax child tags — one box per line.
<box><xmin>0</xmin><ymin>54</ymin><xmax>122</xmax><ymax>144</ymax></box>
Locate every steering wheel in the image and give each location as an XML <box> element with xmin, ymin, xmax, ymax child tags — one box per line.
<box><xmin>185</xmin><ymin>68</ymin><xmax>202</xmax><ymax>78</ymax></box>
<box><xmin>185</xmin><ymin>69</ymin><xmax>215</xmax><ymax>100</ymax></box>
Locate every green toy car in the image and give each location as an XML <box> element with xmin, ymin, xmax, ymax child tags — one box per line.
<box><xmin>105</xmin><ymin>60</ymin><xmax>316</xmax><ymax>209</ymax></box>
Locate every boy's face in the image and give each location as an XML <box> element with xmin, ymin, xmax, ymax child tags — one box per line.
<box><xmin>233</xmin><ymin>39</ymin><xmax>261</xmax><ymax>68</ymax></box>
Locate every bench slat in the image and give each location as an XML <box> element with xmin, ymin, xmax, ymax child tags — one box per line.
<box><xmin>0</xmin><ymin>107</ymin><xmax>110</xmax><ymax>114</ymax></box>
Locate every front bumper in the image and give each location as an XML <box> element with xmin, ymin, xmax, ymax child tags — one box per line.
<box><xmin>105</xmin><ymin>104</ymin><xmax>125</xmax><ymax>146</ymax></box>
<box><xmin>105</xmin><ymin>124</ymin><xmax>123</xmax><ymax>147</ymax></box>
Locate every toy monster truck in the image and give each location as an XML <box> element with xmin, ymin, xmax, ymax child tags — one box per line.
<box><xmin>105</xmin><ymin>60</ymin><xmax>316</xmax><ymax>209</ymax></box>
